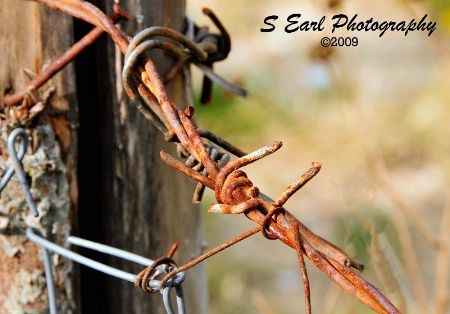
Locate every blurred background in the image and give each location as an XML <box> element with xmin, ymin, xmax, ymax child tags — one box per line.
<box><xmin>185</xmin><ymin>0</ymin><xmax>450</xmax><ymax>313</ymax></box>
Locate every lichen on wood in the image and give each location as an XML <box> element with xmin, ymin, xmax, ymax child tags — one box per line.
<box><xmin>0</xmin><ymin>123</ymin><xmax>75</xmax><ymax>313</ymax></box>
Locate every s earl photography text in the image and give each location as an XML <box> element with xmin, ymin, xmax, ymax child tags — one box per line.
<box><xmin>260</xmin><ymin>13</ymin><xmax>437</xmax><ymax>47</ymax></box>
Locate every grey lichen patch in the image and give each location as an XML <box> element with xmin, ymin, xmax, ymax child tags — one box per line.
<box><xmin>0</xmin><ymin>124</ymin><xmax>71</xmax><ymax>237</ymax></box>
<box><xmin>0</xmin><ymin>123</ymin><xmax>75</xmax><ymax>311</ymax></box>
<box><xmin>4</xmin><ymin>269</ymin><xmax>46</xmax><ymax>314</ymax></box>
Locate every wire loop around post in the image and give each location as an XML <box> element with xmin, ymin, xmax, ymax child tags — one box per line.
<box><xmin>1</xmin><ymin>128</ymin><xmax>39</xmax><ymax>216</ymax></box>
<box><xmin>135</xmin><ymin>256</ymin><xmax>178</xmax><ymax>293</ymax></box>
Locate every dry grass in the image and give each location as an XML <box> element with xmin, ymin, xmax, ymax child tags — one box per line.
<box><xmin>187</xmin><ymin>0</ymin><xmax>450</xmax><ymax>313</ymax></box>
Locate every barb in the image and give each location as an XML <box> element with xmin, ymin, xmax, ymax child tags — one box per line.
<box><xmin>215</xmin><ymin>141</ymin><xmax>282</xmax><ymax>204</ymax></box>
<box><xmin>160</xmin><ymin>151</ymin><xmax>214</xmax><ymax>189</ymax></box>
<box><xmin>291</xmin><ymin>221</ymin><xmax>311</xmax><ymax>314</ymax></box>
<box><xmin>274</xmin><ymin>161</ymin><xmax>321</xmax><ymax>207</ymax></box>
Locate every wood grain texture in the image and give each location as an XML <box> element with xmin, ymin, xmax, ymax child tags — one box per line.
<box><xmin>74</xmin><ymin>1</ymin><xmax>207</xmax><ymax>313</ymax></box>
<box><xmin>0</xmin><ymin>1</ymin><xmax>79</xmax><ymax>312</ymax></box>
<box><xmin>2</xmin><ymin>0</ymin><xmax>206</xmax><ymax>313</ymax></box>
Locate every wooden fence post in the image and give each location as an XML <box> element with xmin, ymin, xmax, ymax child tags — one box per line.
<box><xmin>0</xmin><ymin>0</ymin><xmax>207</xmax><ymax>312</ymax></box>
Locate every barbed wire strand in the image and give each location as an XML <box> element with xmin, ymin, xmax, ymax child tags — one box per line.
<box><xmin>2</xmin><ymin>4</ymin><xmax>130</xmax><ymax>107</ymax></box>
<box><xmin>119</xmin><ymin>14</ymin><xmax>398</xmax><ymax>313</ymax></box>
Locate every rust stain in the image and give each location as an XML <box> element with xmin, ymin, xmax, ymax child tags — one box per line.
<box><xmin>0</xmin><ymin>240</ymin><xmax>44</xmax><ymax>310</ymax></box>
<box><xmin>33</xmin><ymin>3</ymin><xmax>41</xmax><ymax>74</ymax></box>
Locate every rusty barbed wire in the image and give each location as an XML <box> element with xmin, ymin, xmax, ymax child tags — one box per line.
<box><xmin>122</xmin><ymin>10</ymin><xmax>400</xmax><ymax>312</ymax></box>
<box><xmin>2</xmin><ymin>1</ymin><xmax>402</xmax><ymax>313</ymax></box>
<box><xmin>3</xmin><ymin>3</ymin><xmax>130</xmax><ymax>108</ymax></box>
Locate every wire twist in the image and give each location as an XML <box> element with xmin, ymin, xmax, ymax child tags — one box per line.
<box><xmin>134</xmin><ymin>246</ymin><xmax>187</xmax><ymax>314</ymax></box>
<box><xmin>135</xmin><ymin>256</ymin><xmax>178</xmax><ymax>293</ymax></box>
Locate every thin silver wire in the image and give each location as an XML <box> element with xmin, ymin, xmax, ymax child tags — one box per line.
<box><xmin>34</xmin><ymin>229</ymin><xmax>58</xmax><ymax>314</ymax></box>
<box><xmin>28</xmin><ymin>228</ymin><xmax>149</xmax><ymax>284</ymax></box>
<box><xmin>163</xmin><ymin>278</ymin><xmax>186</xmax><ymax>314</ymax></box>
<box><xmin>67</xmin><ymin>236</ymin><xmax>167</xmax><ymax>273</ymax></box>
<box><xmin>29</xmin><ymin>228</ymin><xmax>187</xmax><ymax>312</ymax></box>
<box><xmin>1</xmin><ymin>129</ymin><xmax>187</xmax><ymax>313</ymax></box>
<box><xmin>2</xmin><ymin>128</ymin><xmax>38</xmax><ymax>216</ymax></box>
<box><xmin>68</xmin><ymin>236</ymin><xmax>187</xmax><ymax>313</ymax></box>
<box><xmin>0</xmin><ymin>130</ymin><xmax>26</xmax><ymax>192</ymax></box>
<box><xmin>0</xmin><ymin>129</ymin><xmax>55</xmax><ymax>313</ymax></box>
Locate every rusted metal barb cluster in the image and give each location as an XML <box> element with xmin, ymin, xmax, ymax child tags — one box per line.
<box><xmin>3</xmin><ymin>1</ymin><xmax>402</xmax><ymax>313</ymax></box>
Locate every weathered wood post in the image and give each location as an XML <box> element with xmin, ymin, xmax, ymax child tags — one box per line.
<box><xmin>0</xmin><ymin>0</ymin><xmax>206</xmax><ymax>312</ymax></box>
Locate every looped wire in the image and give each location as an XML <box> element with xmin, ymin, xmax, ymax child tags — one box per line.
<box><xmin>122</xmin><ymin>8</ymin><xmax>246</xmax><ymax>135</ymax></box>
<box><xmin>0</xmin><ymin>129</ymin><xmax>27</xmax><ymax>192</ymax></box>
<box><xmin>163</xmin><ymin>277</ymin><xmax>186</xmax><ymax>314</ymax></box>
<box><xmin>135</xmin><ymin>256</ymin><xmax>178</xmax><ymax>293</ymax></box>
<box><xmin>1</xmin><ymin>128</ymin><xmax>56</xmax><ymax>313</ymax></box>
<box><xmin>135</xmin><ymin>255</ymin><xmax>186</xmax><ymax>314</ymax></box>
<box><xmin>121</xmin><ymin>10</ymin><xmax>248</xmax><ymax>204</ymax></box>
<box><xmin>0</xmin><ymin>128</ymin><xmax>39</xmax><ymax>216</ymax></box>
<box><xmin>262</xmin><ymin>207</ymin><xmax>286</xmax><ymax>240</ymax></box>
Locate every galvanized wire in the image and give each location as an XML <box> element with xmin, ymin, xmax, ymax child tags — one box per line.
<box><xmin>0</xmin><ymin>130</ymin><xmax>27</xmax><ymax>192</ymax></box>
<box><xmin>1</xmin><ymin>128</ymin><xmax>185</xmax><ymax>314</ymax></box>
<box><xmin>1</xmin><ymin>128</ymin><xmax>38</xmax><ymax>216</ymax></box>
<box><xmin>163</xmin><ymin>277</ymin><xmax>186</xmax><ymax>314</ymax></box>
<box><xmin>27</xmin><ymin>212</ymin><xmax>186</xmax><ymax>314</ymax></box>
<box><xmin>27</xmin><ymin>228</ymin><xmax>58</xmax><ymax>314</ymax></box>
<box><xmin>0</xmin><ymin>129</ymin><xmax>56</xmax><ymax>313</ymax></box>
